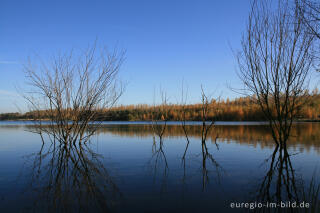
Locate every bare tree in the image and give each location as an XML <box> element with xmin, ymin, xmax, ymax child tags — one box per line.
<box><xmin>237</xmin><ymin>0</ymin><xmax>315</xmax><ymax>147</ymax></box>
<box><xmin>199</xmin><ymin>87</ymin><xmax>221</xmax><ymax>189</ymax></box>
<box><xmin>23</xmin><ymin>44</ymin><xmax>124</xmax><ymax>144</ymax></box>
<box><xmin>151</xmin><ymin>88</ymin><xmax>169</xmax><ymax>141</ymax></box>
<box><xmin>296</xmin><ymin>0</ymin><xmax>320</xmax><ymax>39</ymax></box>
<box><xmin>199</xmin><ymin>87</ymin><xmax>219</xmax><ymax>150</ymax></box>
<box><xmin>180</xmin><ymin>86</ymin><xmax>221</xmax><ymax>190</ymax></box>
<box><xmin>179</xmin><ymin>83</ymin><xmax>191</xmax><ymax>161</ymax></box>
<box><xmin>149</xmin><ymin>88</ymin><xmax>170</xmax><ymax>190</ymax></box>
<box><xmin>296</xmin><ymin>0</ymin><xmax>320</xmax><ymax>71</ymax></box>
<box><xmin>180</xmin><ymin>86</ymin><xmax>219</xmax><ymax>160</ymax></box>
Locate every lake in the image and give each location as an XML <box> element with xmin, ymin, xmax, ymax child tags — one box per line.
<box><xmin>0</xmin><ymin>121</ymin><xmax>319</xmax><ymax>212</ymax></box>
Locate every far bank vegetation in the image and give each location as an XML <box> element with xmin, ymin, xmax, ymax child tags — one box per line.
<box><xmin>2</xmin><ymin>90</ymin><xmax>320</xmax><ymax>121</ymax></box>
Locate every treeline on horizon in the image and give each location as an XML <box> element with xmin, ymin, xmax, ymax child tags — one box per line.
<box><xmin>1</xmin><ymin>92</ymin><xmax>320</xmax><ymax>121</ymax></box>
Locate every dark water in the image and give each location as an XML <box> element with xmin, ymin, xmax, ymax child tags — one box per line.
<box><xmin>0</xmin><ymin>121</ymin><xmax>319</xmax><ymax>212</ymax></box>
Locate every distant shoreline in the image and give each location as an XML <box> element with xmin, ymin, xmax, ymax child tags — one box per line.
<box><xmin>0</xmin><ymin>119</ymin><xmax>319</xmax><ymax>122</ymax></box>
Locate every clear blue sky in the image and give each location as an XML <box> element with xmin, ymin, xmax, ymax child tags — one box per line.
<box><xmin>0</xmin><ymin>0</ymin><xmax>253</xmax><ymax>113</ymax></box>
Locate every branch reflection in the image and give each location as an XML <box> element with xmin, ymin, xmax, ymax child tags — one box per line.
<box><xmin>257</xmin><ymin>146</ymin><xmax>300</xmax><ymax>203</ymax></box>
<box><xmin>149</xmin><ymin>134</ymin><xmax>169</xmax><ymax>193</ymax></box>
<box><xmin>181</xmin><ymin>124</ymin><xmax>223</xmax><ymax>191</ymax></box>
<box><xmin>253</xmin><ymin>145</ymin><xmax>320</xmax><ymax>212</ymax></box>
<box><xmin>24</xmin><ymin>131</ymin><xmax>121</xmax><ymax>213</ymax></box>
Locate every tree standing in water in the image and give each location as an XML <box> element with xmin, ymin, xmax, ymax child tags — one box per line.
<box><xmin>24</xmin><ymin>44</ymin><xmax>124</xmax><ymax>144</ymax></box>
<box><xmin>237</xmin><ymin>0</ymin><xmax>315</xmax><ymax>147</ymax></box>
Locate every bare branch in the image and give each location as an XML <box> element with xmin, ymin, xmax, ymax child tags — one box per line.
<box><xmin>23</xmin><ymin>44</ymin><xmax>125</xmax><ymax>144</ymax></box>
<box><xmin>237</xmin><ymin>0</ymin><xmax>315</xmax><ymax>146</ymax></box>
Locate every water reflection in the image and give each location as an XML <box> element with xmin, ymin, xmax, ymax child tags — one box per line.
<box><xmin>94</xmin><ymin>123</ymin><xmax>320</xmax><ymax>152</ymax></box>
<box><xmin>23</xmin><ymin>136</ymin><xmax>121</xmax><ymax>212</ymax></box>
<box><xmin>256</xmin><ymin>146</ymin><xmax>300</xmax><ymax>203</ymax></box>
<box><xmin>149</xmin><ymin>136</ymin><xmax>169</xmax><ymax>193</ymax></box>
<box><xmin>252</xmin><ymin>145</ymin><xmax>320</xmax><ymax>212</ymax></box>
<box><xmin>179</xmin><ymin>122</ymin><xmax>222</xmax><ymax>191</ymax></box>
<box><xmin>1</xmin><ymin>122</ymin><xmax>319</xmax><ymax>212</ymax></box>
<box><xmin>148</xmin><ymin>122</ymin><xmax>223</xmax><ymax>192</ymax></box>
<box><xmin>197</xmin><ymin>139</ymin><xmax>222</xmax><ymax>191</ymax></box>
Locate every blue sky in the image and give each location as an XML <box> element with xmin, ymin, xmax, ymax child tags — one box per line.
<box><xmin>1</xmin><ymin>0</ymin><xmax>257</xmax><ymax>113</ymax></box>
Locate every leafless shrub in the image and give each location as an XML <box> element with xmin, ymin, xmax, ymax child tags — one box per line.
<box><xmin>151</xmin><ymin>89</ymin><xmax>170</xmax><ymax>140</ymax></box>
<box><xmin>23</xmin><ymin>44</ymin><xmax>124</xmax><ymax>144</ymax></box>
<box><xmin>179</xmin><ymin>83</ymin><xmax>191</xmax><ymax>161</ymax></box>
<box><xmin>180</xmin><ymin>86</ymin><xmax>221</xmax><ymax>190</ymax></box>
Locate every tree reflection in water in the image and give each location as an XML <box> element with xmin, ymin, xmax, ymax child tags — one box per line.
<box><xmin>148</xmin><ymin>123</ymin><xmax>223</xmax><ymax>192</ymax></box>
<box><xmin>23</xmin><ymin>133</ymin><xmax>121</xmax><ymax>213</ymax></box>
<box><xmin>149</xmin><ymin>135</ymin><xmax>169</xmax><ymax>193</ymax></box>
<box><xmin>198</xmin><ymin>136</ymin><xmax>222</xmax><ymax>191</ymax></box>
<box><xmin>257</xmin><ymin>146</ymin><xmax>300</xmax><ymax>203</ymax></box>
<box><xmin>253</xmin><ymin>145</ymin><xmax>320</xmax><ymax>213</ymax></box>
<box><xmin>16</xmin><ymin>123</ymin><xmax>319</xmax><ymax>212</ymax></box>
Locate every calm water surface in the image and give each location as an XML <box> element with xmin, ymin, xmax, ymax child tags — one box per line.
<box><xmin>0</xmin><ymin>121</ymin><xmax>319</xmax><ymax>212</ymax></box>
